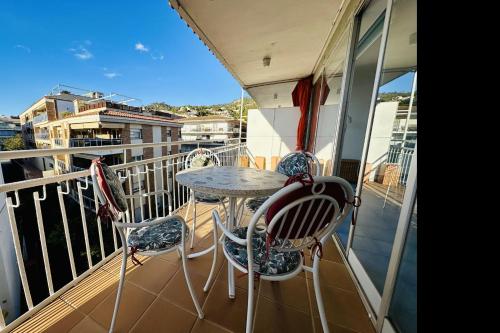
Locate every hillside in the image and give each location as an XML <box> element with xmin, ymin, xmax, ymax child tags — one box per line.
<box><xmin>146</xmin><ymin>97</ymin><xmax>257</xmax><ymax>120</ymax></box>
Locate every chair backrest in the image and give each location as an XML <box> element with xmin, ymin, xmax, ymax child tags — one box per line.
<box><xmin>248</xmin><ymin>176</ymin><xmax>354</xmax><ymax>252</ymax></box>
<box><xmin>276</xmin><ymin>151</ymin><xmax>321</xmax><ymax>177</ymax></box>
<box><xmin>90</xmin><ymin>159</ymin><xmax>128</xmax><ymax>222</ymax></box>
<box><xmin>184</xmin><ymin>147</ymin><xmax>221</xmax><ymax>170</ymax></box>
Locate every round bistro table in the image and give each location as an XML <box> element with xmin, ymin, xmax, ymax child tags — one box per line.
<box><xmin>176</xmin><ymin>166</ymin><xmax>288</xmax><ymax>298</ymax></box>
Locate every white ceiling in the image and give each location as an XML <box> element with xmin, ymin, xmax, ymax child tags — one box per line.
<box><xmin>246</xmin><ymin>81</ymin><xmax>298</xmax><ymax>108</ymax></box>
<box><xmin>174</xmin><ymin>0</ymin><xmax>343</xmax><ymax>87</ymax></box>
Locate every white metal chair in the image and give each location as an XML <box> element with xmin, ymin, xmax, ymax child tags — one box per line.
<box><xmin>209</xmin><ymin>175</ymin><xmax>354</xmax><ymax>333</ymax></box>
<box><xmin>90</xmin><ymin>159</ymin><xmax>203</xmax><ymax>333</ymax></box>
<box><xmin>183</xmin><ymin>147</ymin><xmax>227</xmax><ymax>248</ymax></box>
<box><xmin>245</xmin><ymin>151</ymin><xmax>322</xmax><ymax>213</ymax></box>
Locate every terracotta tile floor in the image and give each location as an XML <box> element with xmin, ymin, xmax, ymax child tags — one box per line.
<box><xmin>12</xmin><ymin>203</ymin><xmax>375</xmax><ymax>333</ymax></box>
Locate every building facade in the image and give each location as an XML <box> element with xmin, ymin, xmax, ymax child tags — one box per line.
<box><xmin>0</xmin><ymin>116</ymin><xmax>21</xmax><ymax>150</ymax></box>
<box><xmin>19</xmin><ymin>91</ymin><xmax>182</xmax><ymax>217</ymax></box>
<box><xmin>178</xmin><ymin>115</ymin><xmax>244</xmax><ymax>141</ymax></box>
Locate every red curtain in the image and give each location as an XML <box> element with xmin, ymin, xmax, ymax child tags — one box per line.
<box><xmin>306</xmin><ymin>75</ymin><xmax>330</xmax><ymax>152</ymax></box>
<box><xmin>292</xmin><ymin>75</ymin><xmax>313</xmax><ymax>151</ymax></box>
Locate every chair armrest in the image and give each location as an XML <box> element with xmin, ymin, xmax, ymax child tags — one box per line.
<box><xmin>212</xmin><ymin>209</ymin><xmax>246</xmax><ymax>245</ymax></box>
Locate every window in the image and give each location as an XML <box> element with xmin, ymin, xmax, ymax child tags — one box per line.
<box><xmin>130</xmin><ymin>128</ymin><xmax>143</xmax><ymax>139</ymax></box>
<box><xmin>167</xmin><ymin>129</ymin><xmax>172</xmax><ymax>137</ymax></box>
<box><xmin>132</xmin><ymin>155</ymin><xmax>144</xmax><ymax>162</ymax></box>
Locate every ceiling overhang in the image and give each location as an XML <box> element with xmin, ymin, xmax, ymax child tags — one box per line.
<box><xmin>169</xmin><ymin>0</ymin><xmax>345</xmax><ymax>108</ymax></box>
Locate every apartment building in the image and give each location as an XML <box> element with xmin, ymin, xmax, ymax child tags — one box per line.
<box><xmin>178</xmin><ymin>115</ymin><xmax>245</xmax><ymax>152</ymax></box>
<box><xmin>19</xmin><ymin>90</ymin><xmax>182</xmax><ymax>217</ymax></box>
<box><xmin>0</xmin><ymin>116</ymin><xmax>21</xmax><ymax>149</ymax></box>
<box><xmin>178</xmin><ymin>115</ymin><xmax>243</xmax><ymax>141</ymax></box>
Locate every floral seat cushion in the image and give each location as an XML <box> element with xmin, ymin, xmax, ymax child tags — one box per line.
<box><xmin>190</xmin><ymin>155</ymin><xmax>215</xmax><ymax>168</ymax></box>
<box><xmin>276</xmin><ymin>152</ymin><xmax>310</xmax><ymax>177</ymax></box>
<box><xmin>128</xmin><ymin>217</ymin><xmax>188</xmax><ymax>252</ymax></box>
<box><xmin>223</xmin><ymin>227</ymin><xmax>301</xmax><ymax>276</ymax></box>
<box><xmin>245</xmin><ymin>196</ymin><xmax>269</xmax><ymax>213</ymax></box>
<box><xmin>245</xmin><ymin>152</ymin><xmax>311</xmax><ymax>213</ymax></box>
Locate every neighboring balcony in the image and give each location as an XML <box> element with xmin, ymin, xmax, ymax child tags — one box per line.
<box><xmin>70</xmin><ymin>138</ymin><xmax>123</xmax><ymax>147</ymax></box>
<box><xmin>34</xmin><ymin>133</ymin><xmax>50</xmax><ymax>141</ymax></box>
<box><xmin>53</xmin><ymin>138</ymin><xmax>64</xmax><ymax>147</ymax></box>
<box><xmin>32</xmin><ymin>112</ymin><xmax>48</xmax><ymax>125</ymax></box>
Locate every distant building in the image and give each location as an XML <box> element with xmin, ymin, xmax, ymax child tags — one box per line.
<box><xmin>0</xmin><ymin>115</ymin><xmax>21</xmax><ymax>149</ymax></box>
<box><xmin>177</xmin><ymin>115</ymin><xmax>245</xmax><ymax>152</ymax></box>
<box><xmin>178</xmin><ymin>115</ymin><xmax>244</xmax><ymax>140</ymax></box>
<box><xmin>18</xmin><ymin>89</ymin><xmax>182</xmax><ymax>217</ymax></box>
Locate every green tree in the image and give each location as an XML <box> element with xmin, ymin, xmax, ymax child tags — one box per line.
<box><xmin>2</xmin><ymin>134</ymin><xmax>25</xmax><ymax>150</ymax></box>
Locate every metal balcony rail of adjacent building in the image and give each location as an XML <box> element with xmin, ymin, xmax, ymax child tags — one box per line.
<box><xmin>32</xmin><ymin>112</ymin><xmax>48</xmax><ymax>125</ymax></box>
<box><xmin>69</xmin><ymin>138</ymin><xmax>123</xmax><ymax>147</ymax></box>
<box><xmin>34</xmin><ymin>133</ymin><xmax>50</xmax><ymax>141</ymax></box>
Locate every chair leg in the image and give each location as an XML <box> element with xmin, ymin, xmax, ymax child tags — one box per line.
<box><xmin>190</xmin><ymin>195</ymin><xmax>197</xmax><ymax>249</ymax></box>
<box><xmin>109</xmin><ymin>230</ymin><xmax>128</xmax><ymax>333</ymax></box>
<box><xmin>183</xmin><ymin>193</ymin><xmax>192</xmax><ymax>222</ymax></box>
<box><xmin>203</xmin><ymin>211</ymin><xmax>219</xmax><ymax>292</ymax></box>
<box><xmin>245</xmin><ymin>269</ymin><xmax>255</xmax><ymax>333</ymax></box>
<box><xmin>312</xmin><ymin>254</ymin><xmax>330</xmax><ymax>333</ymax></box>
<box><xmin>181</xmin><ymin>226</ymin><xmax>204</xmax><ymax>319</ymax></box>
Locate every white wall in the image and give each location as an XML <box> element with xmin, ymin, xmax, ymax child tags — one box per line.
<box><xmin>247</xmin><ymin>107</ymin><xmax>300</xmax><ymax>170</ymax></box>
<box><xmin>0</xmin><ymin>162</ymin><xmax>21</xmax><ymax>324</ymax></box>
<box><xmin>341</xmin><ymin>63</ymin><xmax>378</xmax><ymax>161</ymax></box>
<box><xmin>314</xmin><ymin>104</ymin><xmax>341</xmax><ymax>166</ymax></box>
<box><xmin>366</xmin><ymin>101</ymin><xmax>398</xmax><ymax>181</ymax></box>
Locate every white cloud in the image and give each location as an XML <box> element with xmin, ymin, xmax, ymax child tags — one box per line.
<box><xmin>70</xmin><ymin>43</ymin><xmax>93</xmax><ymax>60</ymax></box>
<box><xmin>151</xmin><ymin>52</ymin><xmax>164</xmax><ymax>61</ymax></box>
<box><xmin>14</xmin><ymin>44</ymin><xmax>31</xmax><ymax>53</ymax></box>
<box><xmin>104</xmin><ymin>72</ymin><xmax>120</xmax><ymax>79</ymax></box>
<box><xmin>135</xmin><ymin>42</ymin><xmax>149</xmax><ymax>52</ymax></box>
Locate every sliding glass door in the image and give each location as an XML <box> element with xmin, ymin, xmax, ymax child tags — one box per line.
<box><xmin>333</xmin><ymin>0</ymin><xmax>417</xmax><ymax>331</ymax></box>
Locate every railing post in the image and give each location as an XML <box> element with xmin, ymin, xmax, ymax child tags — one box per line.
<box><xmin>33</xmin><ymin>185</ymin><xmax>54</xmax><ymax>295</ymax></box>
<box><xmin>77</xmin><ymin>180</ymin><xmax>93</xmax><ymax>269</ymax></box>
<box><xmin>6</xmin><ymin>195</ymin><xmax>34</xmax><ymax>310</ymax></box>
<box><xmin>57</xmin><ymin>184</ymin><xmax>77</xmax><ymax>279</ymax></box>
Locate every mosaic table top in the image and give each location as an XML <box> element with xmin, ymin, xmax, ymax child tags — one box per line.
<box><xmin>176</xmin><ymin>166</ymin><xmax>288</xmax><ymax>197</ymax></box>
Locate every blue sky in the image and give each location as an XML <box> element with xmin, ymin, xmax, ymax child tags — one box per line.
<box><xmin>0</xmin><ymin>0</ymin><xmax>243</xmax><ymax>116</ymax></box>
<box><xmin>380</xmin><ymin>72</ymin><xmax>415</xmax><ymax>93</ymax></box>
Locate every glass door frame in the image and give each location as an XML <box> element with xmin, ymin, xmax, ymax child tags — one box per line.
<box><xmin>327</xmin><ymin>0</ymin><xmax>418</xmax><ymax>331</ymax></box>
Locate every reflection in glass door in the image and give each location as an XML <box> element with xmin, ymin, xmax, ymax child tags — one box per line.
<box><xmin>386</xmin><ymin>200</ymin><xmax>417</xmax><ymax>333</ymax></box>
<box><xmin>343</xmin><ymin>0</ymin><xmax>417</xmax><ymax>321</ymax></box>
<box><xmin>334</xmin><ymin>0</ymin><xmax>387</xmax><ymax>250</ymax></box>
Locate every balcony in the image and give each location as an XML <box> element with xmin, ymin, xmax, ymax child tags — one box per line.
<box><xmin>34</xmin><ymin>133</ymin><xmax>50</xmax><ymax>141</ymax></box>
<box><xmin>53</xmin><ymin>138</ymin><xmax>64</xmax><ymax>147</ymax></box>
<box><xmin>32</xmin><ymin>113</ymin><xmax>48</xmax><ymax>125</ymax></box>
<box><xmin>0</xmin><ymin>139</ymin><xmax>372</xmax><ymax>333</ymax></box>
<box><xmin>70</xmin><ymin>138</ymin><xmax>123</xmax><ymax>147</ymax></box>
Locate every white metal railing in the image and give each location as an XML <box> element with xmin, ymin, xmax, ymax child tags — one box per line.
<box><xmin>69</xmin><ymin>138</ymin><xmax>123</xmax><ymax>147</ymax></box>
<box><xmin>34</xmin><ymin>133</ymin><xmax>50</xmax><ymax>141</ymax></box>
<box><xmin>386</xmin><ymin>146</ymin><xmax>414</xmax><ymax>186</ymax></box>
<box><xmin>0</xmin><ymin>138</ymin><xmax>245</xmax><ymax>331</ymax></box>
<box><xmin>32</xmin><ymin>113</ymin><xmax>48</xmax><ymax>125</ymax></box>
<box><xmin>53</xmin><ymin>138</ymin><xmax>64</xmax><ymax>147</ymax></box>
